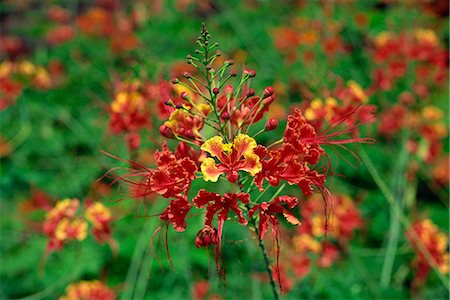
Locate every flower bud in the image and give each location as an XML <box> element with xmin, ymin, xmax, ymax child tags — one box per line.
<box><xmin>159</xmin><ymin>125</ymin><xmax>174</xmax><ymax>139</ymax></box>
<box><xmin>225</xmin><ymin>59</ymin><xmax>234</xmax><ymax>66</ymax></box>
<box><xmin>221</xmin><ymin>111</ymin><xmax>230</xmax><ymax>120</ymax></box>
<box><xmin>175</xmin><ymin>102</ymin><xmax>183</xmax><ymax>109</ymax></box>
<box><xmin>246</xmin><ymin>88</ymin><xmax>255</xmax><ymax>97</ymax></box>
<box><xmin>230</xmin><ymin>69</ymin><xmax>237</xmax><ymax>77</ymax></box>
<box><xmin>195</xmin><ymin>226</ymin><xmax>219</xmax><ymax>248</ymax></box>
<box><xmin>263</xmin><ymin>86</ymin><xmax>274</xmax><ymax>98</ymax></box>
<box><xmin>163</xmin><ymin>99</ymin><xmax>171</xmax><ymax>105</ymax></box>
<box><xmin>171</xmin><ymin>78</ymin><xmax>179</xmax><ymax>84</ymax></box>
<box><xmin>212</xmin><ymin>87</ymin><xmax>220</xmax><ymax>95</ymax></box>
<box><xmin>265</xmin><ymin>118</ymin><xmax>278</xmax><ymax>131</ymax></box>
<box><xmin>216</xmin><ymin>50</ymin><xmax>222</xmax><ymax>56</ymax></box>
<box><xmin>224</xmin><ymin>85</ymin><xmax>234</xmax><ymax>96</ymax></box>
<box><xmin>126</xmin><ymin>133</ymin><xmax>141</xmax><ymax>150</ymax></box>
<box><xmin>244</xmin><ymin>69</ymin><xmax>256</xmax><ymax>77</ymax></box>
<box><xmin>181</xmin><ymin>91</ymin><xmax>189</xmax><ymax>100</ymax></box>
<box><xmin>184</xmin><ymin>129</ymin><xmax>195</xmax><ymax>139</ymax></box>
<box><xmin>182</xmin><ymin>72</ymin><xmax>192</xmax><ymax>79</ymax></box>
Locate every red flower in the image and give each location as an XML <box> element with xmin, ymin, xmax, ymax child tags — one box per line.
<box><xmin>318</xmin><ymin>242</ymin><xmax>340</xmax><ymax>268</ymax></box>
<box><xmin>254</xmin><ymin>144</ymin><xmax>326</xmax><ymax>196</ymax></box>
<box><xmin>85</xmin><ymin>200</ymin><xmax>113</xmax><ymax>244</ymax></box>
<box><xmin>193</xmin><ymin>190</ymin><xmax>249</xmax><ymax>229</ymax></box>
<box><xmin>108</xmin><ymin>80</ymin><xmax>150</xmax><ymax>136</ymax></box>
<box><xmin>248</xmin><ymin>196</ymin><xmax>300</xmax><ymax>239</ymax></box>
<box><xmin>193</xmin><ymin>190</ymin><xmax>250</xmax><ymax>274</ymax></box>
<box><xmin>106</xmin><ymin>143</ymin><xmax>197</xmax><ymax>200</ymax></box>
<box><xmin>46</xmin><ymin>25</ymin><xmax>75</xmax><ymax>45</ymax></box>
<box><xmin>292</xmin><ymin>255</ymin><xmax>311</xmax><ymax>278</ymax></box>
<box><xmin>151</xmin><ymin>144</ymin><xmax>197</xmax><ymax>197</ymax></box>
<box><xmin>406</xmin><ymin>219</ymin><xmax>449</xmax><ymax>288</ymax></box>
<box><xmin>160</xmin><ymin>196</ymin><xmax>192</xmax><ymax>232</ymax></box>
<box><xmin>283</xmin><ymin>108</ymin><xmax>325</xmax><ymax>164</ymax></box>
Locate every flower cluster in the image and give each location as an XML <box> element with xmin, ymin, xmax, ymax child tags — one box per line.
<box><xmin>0</xmin><ymin>60</ymin><xmax>63</xmax><ymax>110</ymax></box>
<box><xmin>44</xmin><ymin>1</ymin><xmax>140</xmax><ymax>54</ymax></box>
<box><xmin>59</xmin><ymin>280</ymin><xmax>116</xmax><ymax>300</ymax></box>
<box><xmin>283</xmin><ymin>194</ymin><xmax>362</xmax><ymax>291</ymax></box>
<box><xmin>106</xmin><ymin>25</ymin><xmax>373</xmax><ymax>293</ymax></box>
<box><xmin>272</xmin><ymin>16</ymin><xmax>346</xmax><ymax>63</ymax></box>
<box><xmin>369</xmin><ymin>29</ymin><xmax>448</xmax><ymax>96</ymax></box>
<box><xmin>249</xmin><ymin>193</ymin><xmax>363</xmax><ymax>295</ymax></box>
<box><xmin>302</xmin><ymin>79</ymin><xmax>376</xmax><ymax>135</ymax></box>
<box><xmin>42</xmin><ymin>198</ymin><xmax>114</xmax><ymax>252</ymax></box>
<box><xmin>406</xmin><ymin>219</ymin><xmax>449</xmax><ymax>289</ymax></box>
<box><xmin>108</xmin><ymin>79</ymin><xmax>158</xmax><ymax>150</ymax></box>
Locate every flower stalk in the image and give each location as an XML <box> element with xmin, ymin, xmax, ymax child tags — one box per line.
<box><xmin>251</xmin><ymin>218</ymin><xmax>280</xmax><ymax>300</ymax></box>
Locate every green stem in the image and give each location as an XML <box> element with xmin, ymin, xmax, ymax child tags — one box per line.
<box><xmin>251</xmin><ymin>220</ymin><xmax>280</xmax><ymax>300</ymax></box>
<box><xmin>380</xmin><ymin>137</ymin><xmax>409</xmax><ymax>287</ymax></box>
<box><xmin>360</xmin><ymin>149</ymin><xmax>449</xmax><ymax>290</ymax></box>
<box><xmin>120</xmin><ymin>202</ymin><xmax>164</xmax><ymax>300</ymax></box>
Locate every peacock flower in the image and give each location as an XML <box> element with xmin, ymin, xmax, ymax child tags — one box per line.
<box><xmin>54</xmin><ymin>218</ymin><xmax>88</xmax><ymax>242</ymax></box>
<box><xmin>85</xmin><ymin>201</ymin><xmax>113</xmax><ymax>243</ymax></box>
<box><xmin>59</xmin><ymin>280</ymin><xmax>116</xmax><ymax>300</ymax></box>
<box><xmin>248</xmin><ymin>195</ymin><xmax>300</xmax><ymax>240</ymax></box>
<box><xmin>200</xmin><ymin>134</ymin><xmax>262</xmax><ymax>183</ymax></box>
<box><xmin>163</xmin><ymin>103</ymin><xmax>211</xmax><ymax>140</ymax></box>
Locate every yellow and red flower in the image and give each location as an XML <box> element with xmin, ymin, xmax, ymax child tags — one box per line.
<box><xmin>85</xmin><ymin>200</ymin><xmax>112</xmax><ymax>243</ymax></box>
<box><xmin>59</xmin><ymin>280</ymin><xmax>116</xmax><ymax>300</ymax></box>
<box><xmin>43</xmin><ymin>198</ymin><xmax>87</xmax><ymax>251</ymax></box>
<box><xmin>407</xmin><ymin>219</ymin><xmax>449</xmax><ymax>288</ymax></box>
<box><xmin>200</xmin><ymin>134</ymin><xmax>262</xmax><ymax>183</ymax></box>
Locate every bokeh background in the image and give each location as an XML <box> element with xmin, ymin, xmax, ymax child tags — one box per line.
<box><xmin>1</xmin><ymin>0</ymin><xmax>448</xmax><ymax>299</ymax></box>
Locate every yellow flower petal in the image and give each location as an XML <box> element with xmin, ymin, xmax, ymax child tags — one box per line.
<box><xmin>200</xmin><ymin>157</ymin><xmax>222</xmax><ymax>182</ymax></box>
<box><xmin>201</xmin><ymin>136</ymin><xmax>224</xmax><ymax>158</ymax></box>
<box><xmin>232</xmin><ymin>134</ymin><xmax>257</xmax><ymax>158</ymax></box>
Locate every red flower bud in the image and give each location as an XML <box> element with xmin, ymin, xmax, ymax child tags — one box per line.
<box><xmin>171</xmin><ymin>78</ymin><xmax>179</xmax><ymax>84</ymax></box>
<box><xmin>224</xmin><ymin>85</ymin><xmax>234</xmax><ymax>96</ymax></box>
<box><xmin>263</xmin><ymin>86</ymin><xmax>274</xmax><ymax>98</ymax></box>
<box><xmin>182</xmin><ymin>72</ymin><xmax>192</xmax><ymax>78</ymax></box>
<box><xmin>159</xmin><ymin>125</ymin><xmax>174</xmax><ymax>138</ymax></box>
<box><xmin>184</xmin><ymin>129</ymin><xmax>195</xmax><ymax>139</ymax></box>
<box><xmin>230</xmin><ymin>70</ymin><xmax>237</xmax><ymax>77</ymax></box>
<box><xmin>244</xmin><ymin>69</ymin><xmax>256</xmax><ymax>77</ymax></box>
<box><xmin>225</xmin><ymin>59</ymin><xmax>234</xmax><ymax>66</ymax></box>
<box><xmin>265</xmin><ymin>118</ymin><xmax>278</xmax><ymax>131</ymax></box>
<box><xmin>195</xmin><ymin>226</ymin><xmax>219</xmax><ymax>248</ymax></box>
<box><xmin>181</xmin><ymin>91</ymin><xmax>189</xmax><ymax>100</ymax></box>
<box><xmin>246</xmin><ymin>88</ymin><xmax>255</xmax><ymax>97</ymax></box>
<box><xmin>221</xmin><ymin>112</ymin><xmax>230</xmax><ymax>120</ymax></box>
<box><xmin>126</xmin><ymin>132</ymin><xmax>141</xmax><ymax>150</ymax></box>
<box><xmin>212</xmin><ymin>87</ymin><xmax>220</xmax><ymax>95</ymax></box>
